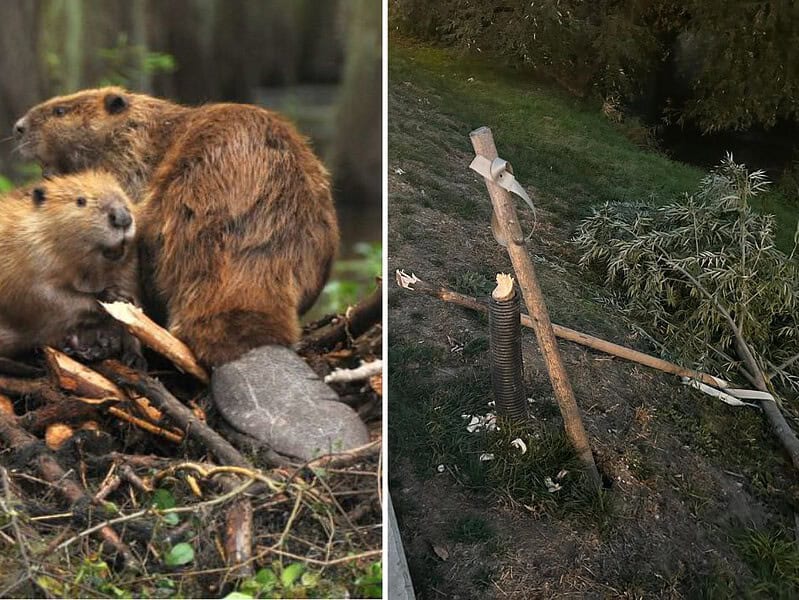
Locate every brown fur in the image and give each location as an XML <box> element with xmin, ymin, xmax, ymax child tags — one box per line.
<box><xmin>16</xmin><ymin>87</ymin><xmax>339</xmax><ymax>367</ymax></box>
<box><xmin>0</xmin><ymin>171</ymin><xmax>139</xmax><ymax>357</ymax></box>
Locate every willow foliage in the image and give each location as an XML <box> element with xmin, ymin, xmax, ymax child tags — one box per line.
<box><xmin>574</xmin><ymin>155</ymin><xmax>799</xmax><ymax>390</ymax></box>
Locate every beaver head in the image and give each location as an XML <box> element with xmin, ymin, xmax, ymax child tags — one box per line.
<box><xmin>12</xmin><ymin>88</ymin><xmax>179</xmax><ymax>188</ymax></box>
<box><xmin>27</xmin><ymin>171</ymin><xmax>136</xmax><ymax>266</ymax></box>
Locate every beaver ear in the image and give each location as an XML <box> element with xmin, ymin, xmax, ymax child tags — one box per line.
<box><xmin>104</xmin><ymin>93</ymin><xmax>129</xmax><ymax>115</ymax></box>
<box><xmin>32</xmin><ymin>187</ymin><xmax>46</xmax><ymax>206</ymax></box>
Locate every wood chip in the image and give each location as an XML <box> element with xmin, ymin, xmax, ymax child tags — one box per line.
<box><xmin>45</xmin><ymin>423</ymin><xmax>74</xmax><ymax>450</ymax></box>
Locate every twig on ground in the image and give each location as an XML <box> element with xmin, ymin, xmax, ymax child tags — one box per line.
<box><xmin>0</xmin><ymin>376</ymin><xmax>49</xmax><ymax>397</ymax></box>
<box><xmin>297</xmin><ymin>282</ymin><xmax>382</xmax><ymax>354</ymax></box>
<box><xmin>306</xmin><ymin>440</ymin><xmax>382</xmax><ymax>470</ymax></box>
<box><xmin>0</xmin><ymin>410</ymin><xmax>137</xmax><ymax>567</ymax></box>
<box><xmin>97</xmin><ymin>361</ymin><xmax>251</xmax><ymax>469</ymax></box>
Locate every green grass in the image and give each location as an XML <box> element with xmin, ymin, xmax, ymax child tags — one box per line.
<box><xmin>389</xmin><ymin>37</ymin><xmax>798</xmax><ymax>250</ymax></box>
<box><xmin>447</xmin><ymin>515</ymin><xmax>496</xmax><ymax>544</ymax></box>
<box><xmin>736</xmin><ymin>528</ymin><xmax>799</xmax><ymax>599</ymax></box>
<box><xmin>388</xmin><ymin>341</ymin><xmax>616</xmax><ymax>529</ymax></box>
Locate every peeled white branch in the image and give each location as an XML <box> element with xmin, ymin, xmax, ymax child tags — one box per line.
<box><xmin>324</xmin><ymin>360</ymin><xmax>383</xmax><ymax>384</ymax></box>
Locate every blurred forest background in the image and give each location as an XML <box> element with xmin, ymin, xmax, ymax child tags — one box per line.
<box><xmin>0</xmin><ymin>0</ymin><xmax>382</xmax><ymax>315</ymax></box>
<box><xmin>390</xmin><ymin>0</ymin><xmax>799</xmax><ymax>192</ymax></box>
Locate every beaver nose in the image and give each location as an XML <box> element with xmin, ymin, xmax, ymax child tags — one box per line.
<box><xmin>13</xmin><ymin>117</ymin><xmax>26</xmax><ymax>138</ymax></box>
<box><xmin>109</xmin><ymin>206</ymin><xmax>132</xmax><ymax>230</ymax></box>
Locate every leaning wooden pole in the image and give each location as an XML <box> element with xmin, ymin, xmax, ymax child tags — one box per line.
<box><xmin>470</xmin><ymin>126</ymin><xmax>600</xmax><ymax>486</ymax></box>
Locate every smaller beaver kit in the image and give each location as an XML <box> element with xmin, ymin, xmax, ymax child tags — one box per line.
<box><xmin>0</xmin><ymin>170</ymin><xmax>140</xmax><ymax>360</ymax></box>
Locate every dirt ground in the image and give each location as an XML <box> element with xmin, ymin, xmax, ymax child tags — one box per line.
<box><xmin>387</xmin><ymin>50</ymin><xmax>796</xmax><ymax>599</ymax></box>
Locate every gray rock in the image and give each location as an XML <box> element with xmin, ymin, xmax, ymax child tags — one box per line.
<box><xmin>211</xmin><ymin>345</ymin><xmax>369</xmax><ymax>461</ymax></box>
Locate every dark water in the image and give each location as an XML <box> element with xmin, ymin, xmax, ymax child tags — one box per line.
<box><xmin>658</xmin><ymin>120</ymin><xmax>797</xmax><ymax>179</ymax></box>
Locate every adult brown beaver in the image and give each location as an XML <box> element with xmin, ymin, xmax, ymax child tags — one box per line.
<box><xmin>0</xmin><ymin>171</ymin><xmax>139</xmax><ymax>359</ymax></box>
<box><xmin>14</xmin><ymin>87</ymin><xmax>339</xmax><ymax>367</ymax></box>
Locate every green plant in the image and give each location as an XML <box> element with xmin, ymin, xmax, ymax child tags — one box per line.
<box><xmin>98</xmin><ymin>33</ymin><xmax>176</xmax><ymax>88</ymax></box>
<box><xmin>354</xmin><ymin>560</ymin><xmax>382</xmax><ymax>598</ymax></box>
<box><xmin>390</xmin><ymin>1</ymin><xmax>799</xmax><ymax>133</ymax></box>
<box><xmin>448</xmin><ymin>515</ymin><xmax>496</xmax><ymax>543</ymax></box>
<box><xmin>736</xmin><ymin>528</ymin><xmax>799</xmax><ymax>598</ymax></box>
<box><xmin>36</xmin><ymin>556</ymin><xmax>130</xmax><ymax>598</ymax></box>
<box><xmin>226</xmin><ymin>559</ymin><xmax>381</xmax><ymax>599</ymax></box>
<box><xmin>0</xmin><ymin>176</ymin><xmax>13</xmax><ymax>194</ymax></box>
<box><xmin>574</xmin><ymin>155</ymin><xmax>799</xmax><ymax>392</ymax></box>
<box><xmin>317</xmin><ymin>241</ymin><xmax>382</xmax><ymax>315</ymax></box>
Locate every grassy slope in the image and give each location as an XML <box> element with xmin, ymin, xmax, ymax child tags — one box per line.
<box><xmin>389</xmin><ymin>38</ymin><xmax>798</xmax><ymax>598</ymax></box>
<box><xmin>390</xmin><ymin>39</ymin><xmax>797</xmax><ymax>248</ymax></box>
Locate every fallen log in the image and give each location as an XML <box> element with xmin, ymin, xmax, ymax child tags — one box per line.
<box><xmin>396</xmin><ymin>270</ymin><xmax>727</xmax><ymax>388</ymax></box>
<box><xmin>100</xmin><ymin>301</ymin><xmax>209</xmax><ymax>384</ymax></box>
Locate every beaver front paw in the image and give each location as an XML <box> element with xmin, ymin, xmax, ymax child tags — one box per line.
<box><xmin>60</xmin><ymin>324</ymin><xmax>146</xmax><ymax>370</ymax></box>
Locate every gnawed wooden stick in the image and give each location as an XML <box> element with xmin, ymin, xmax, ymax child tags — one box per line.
<box><xmin>224</xmin><ymin>497</ymin><xmax>254</xmax><ymax>577</ymax></box>
<box><xmin>107</xmin><ymin>406</ymin><xmax>183</xmax><ymax>444</ymax></box>
<box><xmin>100</xmin><ymin>301</ymin><xmax>209</xmax><ymax>384</ymax></box>
<box><xmin>98</xmin><ymin>360</ymin><xmax>251</xmax><ymax>469</ymax></box>
<box><xmin>44</xmin><ymin>348</ymin><xmax>181</xmax><ymax>442</ymax></box>
<box><xmin>396</xmin><ymin>270</ymin><xmax>727</xmax><ymax>388</ymax></box>
<box><xmin>307</xmin><ymin>439</ymin><xmax>381</xmax><ymax>470</ymax></box>
<box><xmin>44</xmin><ymin>347</ymin><xmax>126</xmax><ymax>399</ymax></box>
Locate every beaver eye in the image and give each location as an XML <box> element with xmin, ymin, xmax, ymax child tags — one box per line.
<box><xmin>52</xmin><ymin>106</ymin><xmax>68</xmax><ymax>117</ymax></box>
<box><xmin>76</xmin><ymin>197</ymin><xmax>86</xmax><ymax>207</ymax></box>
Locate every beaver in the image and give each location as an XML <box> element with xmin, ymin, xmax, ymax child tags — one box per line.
<box><xmin>0</xmin><ymin>171</ymin><xmax>140</xmax><ymax>359</ymax></box>
<box><xmin>14</xmin><ymin>88</ymin><xmax>340</xmax><ymax>367</ymax></box>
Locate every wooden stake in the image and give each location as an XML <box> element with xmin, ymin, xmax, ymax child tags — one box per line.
<box><xmin>470</xmin><ymin>126</ymin><xmax>600</xmax><ymax>485</ymax></box>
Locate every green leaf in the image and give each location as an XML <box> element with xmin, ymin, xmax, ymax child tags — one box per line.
<box><xmin>280</xmin><ymin>562</ymin><xmax>304</xmax><ymax>588</ymax></box>
<box><xmin>0</xmin><ymin>176</ymin><xmax>13</xmax><ymax>194</ymax></box>
<box><xmin>102</xmin><ymin>501</ymin><xmax>120</xmax><ymax>515</ymax></box>
<box><xmin>164</xmin><ymin>542</ymin><xmax>194</xmax><ymax>566</ymax></box>
<box><xmin>254</xmin><ymin>568</ymin><xmax>278</xmax><ymax>590</ymax></box>
<box><xmin>36</xmin><ymin>575</ymin><xmax>64</xmax><ymax>596</ymax></box>
<box><xmin>162</xmin><ymin>512</ymin><xmax>180</xmax><ymax>526</ymax></box>
<box><xmin>152</xmin><ymin>488</ymin><xmax>176</xmax><ymax>510</ymax></box>
<box><xmin>224</xmin><ymin>593</ymin><xmax>254</xmax><ymax>599</ymax></box>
